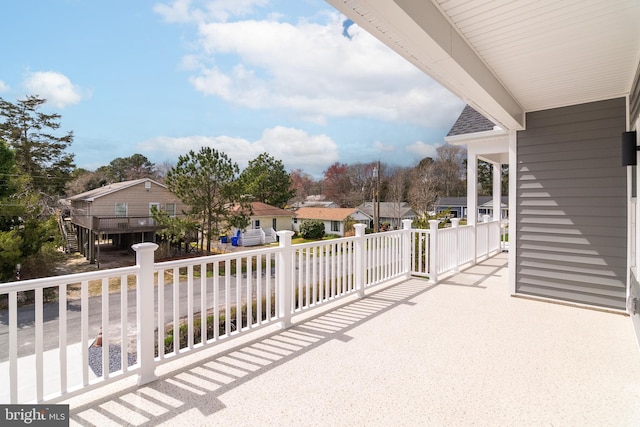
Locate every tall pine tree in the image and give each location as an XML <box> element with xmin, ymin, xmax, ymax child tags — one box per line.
<box><xmin>0</xmin><ymin>95</ymin><xmax>75</xmax><ymax>196</ymax></box>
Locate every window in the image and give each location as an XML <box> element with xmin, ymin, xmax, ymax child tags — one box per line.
<box><xmin>331</xmin><ymin>221</ymin><xmax>340</xmax><ymax>232</ymax></box>
<box><xmin>272</xmin><ymin>218</ymin><xmax>277</xmax><ymax>230</ymax></box>
<box><xmin>165</xmin><ymin>203</ymin><xmax>176</xmax><ymax>217</ymax></box>
<box><xmin>115</xmin><ymin>203</ymin><xmax>128</xmax><ymax>217</ymax></box>
<box><xmin>254</xmin><ymin>219</ymin><xmax>260</xmax><ymax>229</ymax></box>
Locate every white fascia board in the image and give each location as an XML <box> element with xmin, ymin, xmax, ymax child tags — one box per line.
<box><xmin>445</xmin><ymin>129</ymin><xmax>508</xmax><ymax>145</ymax></box>
<box><xmin>447</xmin><ymin>131</ymin><xmax>509</xmax><ymax>164</ymax></box>
<box><xmin>326</xmin><ymin>0</ymin><xmax>525</xmax><ymax>130</ymax></box>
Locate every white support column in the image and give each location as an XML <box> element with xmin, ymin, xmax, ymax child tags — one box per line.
<box><xmin>451</xmin><ymin>218</ymin><xmax>461</xmax><ymax>272</ymax></box>
<box><xmin>277</xmin><ymin>230</ymin><xmax>295</xmax><ymax>329</ymax></box>
<box><xmin>467</xmin><ymin>152</ymin><xmax>478</xmax><ymax>225</ymax></box>
<box><xmin>132</xmin><ymin>242</ymin><xmax>158</xmax><ymax>386</ymax></box>
<box><xmin>493</xmin><ymin>162</ymin><xmax>502</xmax><ymax>222</ymax></box>
<box><xmin>508</xmin><ymin>129</ymin><xmax>518</xmax><ymax>295</ymax></box>
<box><xmin>429</xmin><ymin>220</ymin><xmax>439</xmax><ymax>284</ymax></box>
<box><xmin>467</xmin><ymin>151</ymin><xmax>478</xmax><ymax>264</ymax></box>
<box><xmin>402</xmin><ymin>219</ymin><xmax>413</xmax><ymax>279</ymax></box>
<box><xmin>354</xmin><ymin>223</ymin><xmax>366</xmax><ymax>297</ymax></box>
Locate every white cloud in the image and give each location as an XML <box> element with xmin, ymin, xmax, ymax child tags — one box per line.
<box><xmin>154</xmin><ymin>0</ymin><xmax>269</xmax><ymax>23</ymax></box>
<box><xmin>0</xmin><ymin>80</ymin><xmax>9</xmax><ymax>92</ymax></box>
<box><xmin>137</xmin><ymin>125</ymin><xmax>339</xmax><ymax>176</ymax></box>
<box><xmin>406</xmin><ymin>141</ymin><xmax>438</xmax><ymax>159</ymax></box>
<box><xmin>22</xmin><ymin>71</ymin><xmax>89</xmax><ymax>108</ymax></box>
<box><xmin>157</xmin><ymin>4</ymin><xmax>462</xmax><ymax>128</ymax></box>
<box><xmin>373</xmin><ymin>141</ymin><xmax>395</xmax><ymax>153</ymax></box>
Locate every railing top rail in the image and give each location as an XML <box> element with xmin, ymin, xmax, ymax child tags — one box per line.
<box><xmin>363</xmin><ymin>229</ymin><xmax>404</xmax><ymax>240</ymax></box>
<box><xmin>0</xmin><ymin>265</ymin><xmax>140</xmax><ymax>294</ymax></box>
<box><xmin>293</xmin><ymin>235</ymin><xmax>358</xmax><ymax>249</ymax></box>
<box><xmin>154</xmin><ymin>245</ymin><xmax>281</xmax><ymax>269</ymax></box>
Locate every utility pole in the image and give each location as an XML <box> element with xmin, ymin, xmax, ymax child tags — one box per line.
<box><xmin>373</xmin><ymin>161</ymin><xmax>381</xmax><ymax>232</ymax></box>
<box><xmin>377</xmin><ymin>160</ymin><xmax>381</xmax><ymax>231</ymax></box>
<box><xmin>373</xmin><ymin>165</ymin><xmax>378</xmax><ymax>232</ymax></box>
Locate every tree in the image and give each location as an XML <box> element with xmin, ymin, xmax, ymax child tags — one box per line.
<box><xmin>434</xmin><ymin>144</ymin><xmax>466</xmax><ymax>197</ymax></box>
<box><xmin>166</xmin><ymin>147</ymin><xmax>248</xmax><ymax>253</ymax></box>
<box><xmin>322</xmin><ymin>162</ymin><xmax>352</xmax><ymax>207</ymax></box>
<box><xmin>238</xmin><ymin>153</ymin><xmax>294</xmax><ymax>208</ymax></box>
<box><xmin>66</xmin><ymin>155</ymin><xmax>159</xmax><ymax>195</ymax></box>
<box><xmin>477</xmin><ymin>160</ymin><xmax>508</xmax><ymax>196</ymax></box>
<box><xmin>150</xmin><ymin>206</ymin><xmax>199</xmax><ymax>257</ymax></box>
<box><xmin>387</xmin><ymin>167</ymin><xmax>410</xmax><ymax>226</ymax></box>
<box><xmin>0</xmin><ymin>95</ymin><xmax>75</xmax><ymax>195</ymax></box>
<box><xmin>289</xmin><ymin>168</ymin><xmax>319</xmax><ymax>205</ymax></box>
<box><xmin>108</xmin><ymin>154</ymin><xmax>156</xmax><ymax>182</ymax></box>
<box><xmin>0</xmin><ymin>139</ymin><xmax>16</xmax><ymax>199</ymax></box>
<box><xmin>346</xmin><ymin>162</ymin><xmax>378</xmax><ymax>207</ymax></box>
<box><xmin>408</xmin><ymin>157</ymin><xmax>439</xmax><ymax>215</ymax></box>
<box><xmin>0</xmin><ymin>229</ymin><xmax>22</xmax><ymax>281</ymax></box>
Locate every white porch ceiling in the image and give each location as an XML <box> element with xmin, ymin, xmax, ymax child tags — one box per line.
<box><xmin>326</xmin><ymin>0</ymin><xmax>640</xmax><ymax>131</ymax></box>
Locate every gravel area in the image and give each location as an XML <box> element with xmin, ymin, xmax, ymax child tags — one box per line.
<box><xmin>88</xmin><ymin>343</ymin><xmax>137</xmax><ymax>377</ymax></box>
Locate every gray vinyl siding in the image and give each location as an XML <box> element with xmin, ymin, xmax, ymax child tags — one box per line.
<box><xmin>516</xmin><ymin>98</ymin><xmax>627</xmax><ymax>309</ymax></box>
<box><xmin>631</xmin><ymin>62</ymin><xmax>640</xmax><ymax>125</ymax></box>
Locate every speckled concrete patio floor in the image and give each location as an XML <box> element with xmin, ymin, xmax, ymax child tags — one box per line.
<box><xmin>67</xmin><ymin>253</ymin><xmax>640</xmax><ymax>426</ymax></box>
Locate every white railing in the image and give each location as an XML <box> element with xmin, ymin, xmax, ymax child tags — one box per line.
<box><xmin>410</xmin><ymin>218</ymin><xmax>503</xmax><ymax>282</ymax></box>
<box><xmin>0</xmin><ymin>219</ymin><xmax>502</xmax><ymax>403</ymax></box>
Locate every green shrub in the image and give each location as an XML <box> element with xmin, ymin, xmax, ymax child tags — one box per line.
<box><xmin>158</xmin><ymin>294</ymin><xmax>276</xmax><ymax>355</ymax></box>
<box><xmin>299</xmin><ymin>219</ymin><xmax>325</xmax><ymax>239</ymax></box>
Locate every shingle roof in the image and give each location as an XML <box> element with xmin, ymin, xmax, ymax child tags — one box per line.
<box><xmin>436</xmin><ymin>196</ymin><xmax>508</xmax><ymax>207</ymax></box>
<box><xmin>249</xmin><ymin>202</ymin><xmax>292</xmax><ymax>217</ymax></box>
<box><xmin>294</xmin><ymin>207</ymin><xmax>359</xmax><ymax>222</ymax></box>
<box><xmin>446</xmin><ymin>105</ymin><xmax>496</xmax><ymax>136</ymax></box>
<box><xmin>358</xmin><ymin>202</ymin><xmax>416</xmax><ymax>218</ymax></box>
<box><xmin>66</xmin><ymin>178</ymin><xmax>166</xmax><ymax>202</ymax></box>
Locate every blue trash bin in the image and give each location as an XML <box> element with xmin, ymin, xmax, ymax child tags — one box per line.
<box><xmin>231</xmin><ymin>237</ymin><xmax>238</xmax><ymax>246</ymax></box>
<box><xmin>221</xmin><ymin>236</ymin><xmax>228</xmax><ymax>244</ymax></box>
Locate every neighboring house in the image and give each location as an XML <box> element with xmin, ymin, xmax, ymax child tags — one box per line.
<box><xmin>357</xmin><ymin>202</ymin><xmax>417</xmax><ymax>229</ymax></box>
<box><xmin>66</xmin><ymin>178</ymin><xmax>187</xmax><ymax>264</ymax></box>
<box><xmin>290</xmin><ymin>195</ymin><xmax>340</xmax><ymax>209</ymax></box>
<box><xmin>293</xmin><ymin>207</ymin><xmax>371</xmax><ymax>237</ymax></box>
<box><xmin>333</xmin><ymin>0</ymin><xmax>640</xmax><ymax>342</ymax></box>
<box><xmin>435</xmin><ymin>196</ymin><xmax>508</xmax><ymax>220</ymax></box>
<box><xmin>229</xmin><ymin>201</ymin><xmax>293</xmax><ymax>246</ymax></box>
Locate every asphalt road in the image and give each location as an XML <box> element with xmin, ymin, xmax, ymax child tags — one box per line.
<box><xmin>0</xmin><ymin>273</ymin><xmax>276</xmax><ymax>361</ymax></box>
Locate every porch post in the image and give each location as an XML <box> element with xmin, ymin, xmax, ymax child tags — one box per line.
<box><xmin>89</xmin><ymin>231</ymin><xmax>96</xmax><ymax>264</ymax></box>
<box><xmin>132</xmin><ymin>242</ymin><xmax>158</xmax><ymax>386</ymax></box>
<box><xmin>402</xmin><ymin>219</ymin><xmax>413</xmax><ymax>279</ymax></box>
<box><xmin>429</xmin><ymin>220</ymin><xmax>439</xmax><ymax>284</ymax></box>
<box><xmin>451</xmin><ymin>218</ymin><xmax>461</xmax><ymax>272</ymax></box>
<box><xmin>493</xmin><ymin>162</ymin><xmax>502</xmax><ymax>222</ymax></box>
<box><xmin>467</xmin><ymin>152</ymin><xmax>478</xmax><ymax>226</ymax></box>
<box><xmin>277</xmin><ymin>230</ymin><xmax>295</xmax><ymax>329</ymax></box>
<box><xmin>354</xmin><ymin>223</ymin><xmax>366</xmax><ymax>297</ymax></box>
<box><xmin>467</xmin><ymin>152</ymin><xmax>478</xmax><ymax>264</ymax></box>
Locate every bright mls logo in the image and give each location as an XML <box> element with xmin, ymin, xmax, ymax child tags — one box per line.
<box><xmin>1</xmin><ymin>405</ymin><xmax>69</xmax><ymax>426</ymax></box>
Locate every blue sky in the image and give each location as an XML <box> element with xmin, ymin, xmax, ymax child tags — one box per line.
<box><xmin>0</xmin><ymin>0</ymin><xmax>464</xmax><ymax>177</ymax></box>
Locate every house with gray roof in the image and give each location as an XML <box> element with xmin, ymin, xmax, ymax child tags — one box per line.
<box><xmin>357</xmin><ymin>201</ymin><xmax>417</xmax><ymax>229</ymax></box>
<box><xmin>435</xmin><ymin>196</ymin><xmax>508</xmax><ymax>220</ymax></box>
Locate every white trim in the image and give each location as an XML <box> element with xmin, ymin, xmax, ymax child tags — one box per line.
<box><xmin>445</xmin><ymin>129</ymin><xmax>507</xmax><ymax>145</ymax></box>
<box><xmin>508</xmin><ymin>130</ymin><xmax>517</xmax><ymax>295</ymax></box>
<box><xmin>466</xmin><ymin>152</ymin><xmax>477</xmax><ymax>226</ymax></box>
<box><xmin>492</xmin><ymin>163</ymin><xmax>502</xmax><ymax>223</ymax></box>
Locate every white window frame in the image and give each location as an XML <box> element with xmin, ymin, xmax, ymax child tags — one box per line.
<box><xmin>115</xmin><ymin>203</ymin><xmax>128</xmax><ymax>217</ymax></box>
<box><xmin>165</xmin><ymin>202</ymin><xmax>176</xmax><ymax>217</ymax></box>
